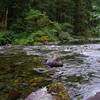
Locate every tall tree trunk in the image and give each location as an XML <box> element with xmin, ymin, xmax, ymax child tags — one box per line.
<box><xmin>2</xmin><ymin>8</ymin><xmax>8</xmax><ymax>32</ymax></box>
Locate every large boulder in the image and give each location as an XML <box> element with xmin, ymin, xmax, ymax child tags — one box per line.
<box><xmin>25</xmin><ymin>81</ymin><xmax>70</xmax><ymax>100</ymax></box>
<box><xmin>25</xmin><ymin>87</ymin><xmax>55</xmax><ymax>100</ymax></box>
<box><xmin>46</xmin><ymin>54</ymin><xmax>63</xmax><ymax>67</ymax></box>
<box><xmin>87</xmin><ymin>92</ymin><xmax>100</xmax><ymax>100</ymax></box>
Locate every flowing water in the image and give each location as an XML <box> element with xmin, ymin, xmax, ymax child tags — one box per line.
<box><xmin>0</xmin><ymin>44</ymin><xmax>100</xmax><ymax>100</ymax></box>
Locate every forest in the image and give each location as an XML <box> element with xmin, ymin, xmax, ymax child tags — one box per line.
<box><xmin>0</xmin><ymin>0</ymin><xmax>100</xmax><ymax>45</ymax></box>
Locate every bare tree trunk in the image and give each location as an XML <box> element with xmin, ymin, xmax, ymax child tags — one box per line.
<box><xmin>2</xmin><ymin>8</ymin><xmax>8</xmax><ymax>32</ymax></box>
<box><xmin>2</xmin><ymin>12</ymin><xmax>5</xmax><ymax>31</ymax></box>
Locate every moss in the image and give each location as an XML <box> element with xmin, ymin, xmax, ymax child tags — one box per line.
<box><xmin>29</xmin><ymin>77</ymin><xmax>45</xmax><ymax>86</ymax></box>
<box><xmin>77</xmin><ymin>96</ymin><xmax>81</xmax><ymax>100</ymax></box>
<box><xmin>0</xmin><ymin>54</ymin><xmax>53</xmax><ymax>99</ymax></box>
<box><xmin>47</xmin><ymin>81</ymin><xmax>70</xmax><ymax>100</ymax></box>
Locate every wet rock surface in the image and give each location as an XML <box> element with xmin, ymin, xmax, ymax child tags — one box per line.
<box><xmin>46</xmin><ymin>54</ymin><xmax>63</xmax><ymax>67</ymax></box>
<box><xmin>25</xmin><ymin>87</ymin><xmax>55</xmax><ymax>100</ymax></box>
<box><xmin>0</xmin><ymin>44</ymin><xmax>100</xmax><ymax>100</ymax></box>
<box><xmin>87</xmin><ymin>92</ymin><xmax>100</xmax><ymax>100</ymax></box>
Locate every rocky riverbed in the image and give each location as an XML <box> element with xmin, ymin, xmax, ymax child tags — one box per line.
<box><xmin>0</xmin><ymin>44</ymin><xmax>100</xmax><ymax>100</ymax></box>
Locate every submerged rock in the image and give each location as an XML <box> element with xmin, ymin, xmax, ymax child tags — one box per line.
<box><xmin>47</xmin><ymin>81</ymin><xmax>70</xmax><ymax>100</ymax></box>
<box><xmin>32</xmin><ymin>68</ymin><xmax>56</xmax><ymax>76</ymax></box>
<box><xmin>46</xmin><ymin>54</ymin><xmax>63</xmax><ymax>67</ymax></box>
<box><xmin>33</xmin><ymin>68</ymin><xmax>49</xmax><ymax>74</ymax></box>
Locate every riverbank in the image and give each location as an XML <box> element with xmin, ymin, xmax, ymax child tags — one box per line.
<box><xmin>0</xmin><ymin>38</ymin><xmax>100</xmax><ymax>47</ymax></box>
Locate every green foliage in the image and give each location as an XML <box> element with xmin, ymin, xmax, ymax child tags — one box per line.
<box><xmin>0</xmin><ymin>31</ymin><xmax>15</xmax><ymax>45</ymax></box>
<box><xmin>0</xmin><ymin>0</ymin><xmax>31</xmax><ymax>30</ymax></box>
<box><xmin>13</xmin><ymin>33</ymin><xmax>34</xmax><ymax>45</ymax></box>
<box><xmin>92</xmin><ymin>3</ymin><xmax>100</xmax><ymax>36</ymax></box>
<box><xmin>9</xmin><ymin>19</ymin><xmax>26</xmax><ymax>33</ymax></box>
<box><xmin>73</xmin><ymin>0</ymin><xmax>91</xmax><ymax>36</ymax></box>
<box><xmin>0</xmin><ymin>0</ymin><xmax>98</xmax><ymax>45</ymax></box>
<box><xmin>59</xmin><ymin>32</ymin><xmax>74</xmax><ymax>43</ymax></box>
<box><xmin>25</xmin><ymin>9</ymin><xmax>50</xmax><ymax>32</ymax></box>
<box><xmin>26</xmin><ymin>9</ymin><xmax>44</xmax><ymax>19</ymax></box>
<box><xmin>61</xmin><ymin>23</ymin><xmax>73</xmax><ymax>34</ymax></box>
<box><xmin>14</xmin><ymin>37</ymin><xmax>34</xmax><ymax>45</ymax></box>
<box><xmin>32</xmin><ymin>27</ymin><xmax>59</xmax><ymax>43</ymax></box>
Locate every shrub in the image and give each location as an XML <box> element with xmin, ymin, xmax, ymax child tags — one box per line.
<box><xmin>25</xmin><ymin>9</ymin><xmax>50</xmax><ymax>31</ymax></box>
<box><xmin>40</xmin><ymin>36</ymin><xmax>49</xmax><ymax>44</ymax></box>
<box><xmin>32</xmin><ymin>26</ymin><xmax>59</xmax><ymax>43</ymax></box>
<box><xmin>9</xmin><ymin>19</ymin><xmax>26</xmax><ymax>33</ymax></box>
<box><xmin>0</xmin><ymin>31</ymin><xmax>15</xmax><ymax>45</ymax></box>
<box><xmin>61</xmin><ymin>23</ymin><xmax>73</xmax><ymax>34</ymax></box>
<box><xmin>14</xmin><ymin>35</ymin><xmax>35</xmax><ymax>45</ymax></box>
<box><xmin>59</xmin><ymin>32</ymin><xmax>74</xmax><ymax>43</ymax></box>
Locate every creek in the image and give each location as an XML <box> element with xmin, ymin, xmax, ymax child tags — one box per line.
<box><xmin>0</xmin><ymin>44</ymin><xmax>100</xmax><ymax>100</ymax></box>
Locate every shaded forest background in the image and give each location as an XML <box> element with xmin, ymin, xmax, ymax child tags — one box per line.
<box><xmin>0</xmin><ymin>0</ymin><xmax>100</xmax><ymax>45</ymax></box>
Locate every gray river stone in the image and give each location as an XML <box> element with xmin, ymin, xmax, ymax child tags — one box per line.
<box><xmin>25</xmin><ymin>87</ymin><xmax>55</xmax><ymax>100</ymax></box>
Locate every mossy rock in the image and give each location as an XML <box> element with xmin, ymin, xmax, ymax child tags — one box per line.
<box><xmin>47</xmin><ymin>81</ymin><xmax>70</xmax><ymax>100</ymax></box>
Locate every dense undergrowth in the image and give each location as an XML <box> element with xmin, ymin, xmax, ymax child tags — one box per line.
<box><xmin>0</xmin><ymin>0</ymin><xmax>100</xmax><ymax>45</ymax></box>
<box><xmin>0</xmin><ymin>9</ymin><xmax>74</xmax><ymax>45</ymax></box>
